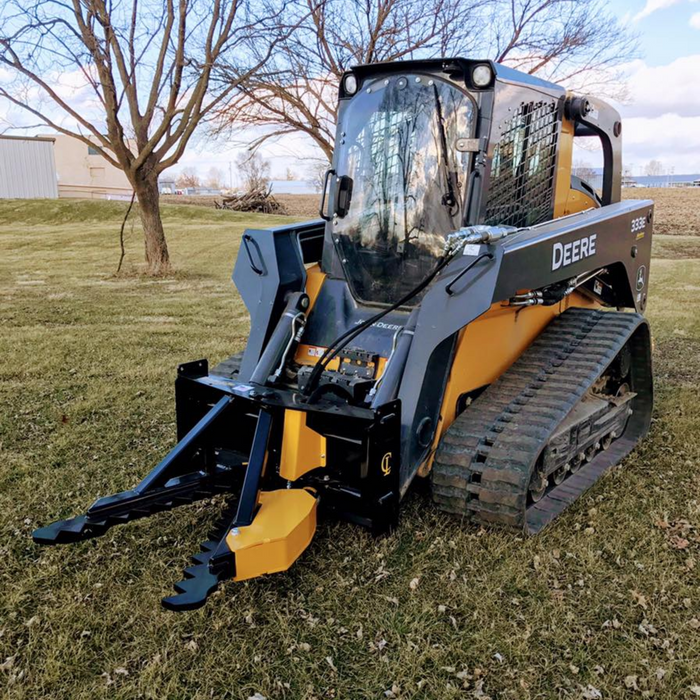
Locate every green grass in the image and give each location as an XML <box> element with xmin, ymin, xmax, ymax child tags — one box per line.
<box><xmin>1</xmin><ymin>200</ymin><xmax>699</xmax><ymax>699</ymax></box>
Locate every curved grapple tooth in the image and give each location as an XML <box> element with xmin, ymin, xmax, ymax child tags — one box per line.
<box><xmin>32</xmin><ymin>515</ymin><xmax>108</xmax><ymax>544</ymax></box>
<box><xmin>162</xmin><ymin>565</ymin><xmax>223</xmax><ymax>612</ymax></box>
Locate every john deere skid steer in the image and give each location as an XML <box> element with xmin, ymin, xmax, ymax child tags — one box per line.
<box><xmin>34</xmin><ymin>58</ymin><xmax>653</xmax><ymax>610</ymax></box>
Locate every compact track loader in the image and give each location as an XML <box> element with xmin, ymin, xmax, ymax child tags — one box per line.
<box><xmin>34</xmin><ymin>58</ymin><xmax>654</xmax><ymax>610</ymax></box>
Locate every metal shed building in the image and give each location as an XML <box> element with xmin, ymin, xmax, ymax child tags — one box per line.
<box><xmin>0</xmin><ymin>135</ymin><xmax>58</xmax><ymax>199</ymax></box>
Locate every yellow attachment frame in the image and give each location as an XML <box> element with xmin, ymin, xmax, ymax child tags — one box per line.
<box><xmin>226</xmin><ymin>489</ymin><xmax>318</xmax><ymax>581</ymax></box>
<box><xmin>279</xmin><ymin>410</ymin><xmax>327</xmax><ymax>481</ymax></box>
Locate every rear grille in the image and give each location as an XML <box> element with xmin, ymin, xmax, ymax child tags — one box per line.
<box><xmin>484</xmin><ymin>100</ymin><xmax>560</xmax><ymax>228</ymax></box>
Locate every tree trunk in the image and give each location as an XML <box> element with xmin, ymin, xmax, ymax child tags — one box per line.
<box><xmin>131</xmin><ymin>173</ymin><xmax>171</xmax><ymax>275</ymax></box>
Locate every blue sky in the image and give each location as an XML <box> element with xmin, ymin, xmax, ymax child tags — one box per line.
<box><xmin>619</xmin><ymin>0</ymin><xmax>700</xmax><ymax>65</ymax></box>
<box><xmin>603</xmin><ymin>0</ymin><xmax>700</xmax><ymax>175</ymax></box>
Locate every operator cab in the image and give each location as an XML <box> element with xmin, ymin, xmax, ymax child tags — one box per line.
<box><xmin>330</xmin><ymin>73</ymin><xmax>476</xmax><ymax>305</ymax></box>
<box><xmin>319</xmin><ymin>58</ymin><xmax>623</xmax><ymax>311</ymax></box>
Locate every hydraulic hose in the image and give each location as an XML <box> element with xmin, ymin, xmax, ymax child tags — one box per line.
<box><xmin>250</xmin><ymin>292</ymin><xmax>308</xmax><ymax>386</ymax></box>
<box><xmin>301</xmin><ymin>253</ymin><xmax>454</xmax><ymax>400</ymax></box>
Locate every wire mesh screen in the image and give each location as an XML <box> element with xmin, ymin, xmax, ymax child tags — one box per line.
<box><xmin>484</xmin><ymin>100</ymin><xmax>560</xmax><ymax>228</ymax></box>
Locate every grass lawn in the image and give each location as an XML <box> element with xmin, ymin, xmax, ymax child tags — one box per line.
<box><xmin>1</xmin><ymin>199</ymin><xmax>699</xmax><ymax>700</ymax></box>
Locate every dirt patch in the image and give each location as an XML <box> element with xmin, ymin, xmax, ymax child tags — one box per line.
<box><xmin>160</xmin><ymin>194</ymin><xmax>219</xmax><ymax>208</ymax></box>
<box><xmin>652</xmin><ymin>236</ymin><xmax>700</xmax><ymax>259</ymax></box>
<box><xmin>275</xmin><ymin>193</ymin><xmax>321</xmax><ymax>218</ymax></box>
<box><xmin>623</xmin><ymin>187</ymin><xmax>700</xmax><ymax>236</ymax></box>
<box><xmin>161</xmin><ymin>193</ymin><xmax>321</xmax><ymax>219</ymax></box>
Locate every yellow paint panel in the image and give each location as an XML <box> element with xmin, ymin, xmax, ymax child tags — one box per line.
<box><xmin>279</xmin><ymin>410</ymin><xmax>327</xmax><ymax>481</ymax></box>
<box><xmin>305</xmin><ymin>264</ymin><xmax>326</xmax><ymax>312</ymax></box>
<box><xmin>561</xmin><ymin>187</ymin><xmax>599</xmax><ymax>216</ymax></box>
<box><xmin>554</xmin><ymin>111</ymin><xmax>599</xmax><ymax>217</ymax></box>
<box><xmin>293</xmin><ymin>344</ymin><xmax>388</xmax><ymax>380</ymax></box>
<box><xmin>553</xmin><ymin>115</ymin><xmax>575</xmax><ymax>218</ymax></box>
<box><xmin>226</xmin><ymin>489</ymin><xmax>318</xmax><ymax>581</ymax></box>
<box><xmin>418</xmin><ymin>293</ymin><xmax>601</xmax><ymax>476</ymax></box>
<box><xmin>295</xmin><ymin>344</ymin><xmax>341</xmax><ymax>369</ymax></box>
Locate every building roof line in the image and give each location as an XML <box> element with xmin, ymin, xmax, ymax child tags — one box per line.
<box><xmin>0</xmin><ymin>134</ymin><xmax>56</xmax><ymax>143</ymax></box>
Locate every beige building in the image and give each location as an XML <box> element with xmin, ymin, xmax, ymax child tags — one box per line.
<box><xmin>48</xmin><ymin>134</ymin><xmax>133</xmax><ymax>200</ymax></box>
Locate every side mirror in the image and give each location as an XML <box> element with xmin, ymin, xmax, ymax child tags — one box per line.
<box><xmin>334</xmin><ymin>175</ymin><xmax>354</xmax><ymax>218</ymax></box>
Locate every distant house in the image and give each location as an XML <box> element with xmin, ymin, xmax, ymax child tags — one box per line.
<box><xmin>159</xmin><ymin>182</ymin><xmax>224</xmax><ymax>196</ymax></box>
<box><xmin>0</xmin><ymin>135</ymin><xmax>59</xmax><ymax>199</ymax></box>
<box><xmin>622</xmin><ymin>175</ymin><xmax>641</xmax><ymax>188</ymax></box>
<box><xmin>48</xmin><ymin>134</ymin><xmax>133</xmax><ymax>200</ymax></box>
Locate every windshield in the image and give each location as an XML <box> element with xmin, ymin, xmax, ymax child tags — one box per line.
<box><xmin>333</xmin><ymin>74</ymin><xmax>475</xmax><ymax>305</ymax></box>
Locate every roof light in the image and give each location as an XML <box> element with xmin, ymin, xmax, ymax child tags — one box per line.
<box><xmin>472</xmin><ymin>64</ymin><xmax>493</xmax><ymax>88</ymax></box>
<box><xmin>344</xmin><ymin>74</ymin><xmax>358</xmax><ymax>96</ymax></box>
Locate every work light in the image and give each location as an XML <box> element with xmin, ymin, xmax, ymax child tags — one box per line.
<box><xmin>472</xmin><ymin>64</ymin><xmax>493</xmax><ymax>88</ymax></box>
<box><xmin>344</xmin><ymin>74</ymin><xmax>358</xmax><ymax>95</ymax></box>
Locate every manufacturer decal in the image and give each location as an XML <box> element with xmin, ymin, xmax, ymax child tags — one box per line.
<box><xmin>636</xmin><ymin>265</ymin><xmax>646</xmax><ymax>291</ymax></box>
<box><xmin>552</xmin><ymin>234</ymin><xmax>597</xmax><ymax>271</ymax></box>
<box><xmin>306</xmin><ymin>346</ymin><xmax>325</xmax><ymax>357</ymax></box>
<box><xmin>381</xmin><ymin>452</ymin><xmax>393</xmax><ymax>476</ymax></box>
<box><xmin>353</xmin><ymin>320</ymin><xmax>402</xmax><ymax>332</ymax></box>
<box><xmin>462</xmin><ymin>244</ymin><xmax>482</xmax><ymax>256</ymax></box>
<box><xmin>232</xmin><ymin>384</ymin><xmax>254</xmax><ymax>395</ymax></box>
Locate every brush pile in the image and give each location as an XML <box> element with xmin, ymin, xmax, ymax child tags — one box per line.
<box><xmin>216</xmin><ymin>186</ymin><xmax>287</xmax><ymax>214</ymax></box>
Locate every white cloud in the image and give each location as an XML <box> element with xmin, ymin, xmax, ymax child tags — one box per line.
<box><xmin>615</xmin><ymin>54</ymin><xmax>700</xmax><ymax>118</ymax></box>
<box><xmin>632</xmin><ymin>0</ymin><xmax>682</xmax><ymax>22</ymax></box>
<box><xmin>690</xmin><ymin>11</ymin><xmax>700</xmax><ymax>28</ymax></box>
<box><xmin>623</xmin><ymin>114</ymin><xmax>700</xmax><ymax>172</ymax></box>
<box><xmin>598</xmin><ymin>54</ymin><xmax>700</xmax><ymax>173</ymax></box>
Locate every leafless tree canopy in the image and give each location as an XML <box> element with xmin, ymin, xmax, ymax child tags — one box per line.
<box><xmin>206</xmin><ymin>166</ymin><xmax>226</xmax><ymax>189</ymax></box>
<box><xmin>176</xmin><ymin>166</ymin><xmax>201</xmax><ymax>188</ymax></box>
<box><xmin>0</xmin><ymin>0</ymin><xmax>279</xmax><ymax>273</ymax></box>
<box><xmin>572</xmin><ymin>160</ymin><xmax>597</xmax><ymax>183</ymax></box>
<box><xmin>236</xmin><ymin>151</ymin><xmax>271</xmax><ymax>192</ymax></box>
<box><xmin>644</xmin><ymin>160</ymin><xmax>664</xmax><ymax>177</ymax></box>
<box><xmin>213</xmin><ymin>0</ymin><xmax>637</xmax><ymax>162</ymax></box>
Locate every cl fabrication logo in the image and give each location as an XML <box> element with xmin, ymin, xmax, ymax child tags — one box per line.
<box><xmin>381</xmin><ymin>452</ymin><xmax>393</xmax><ymax>476</ymax></box>
<box><xmin>552</xmin><ymin>233</ymin><xmax>597</xmax><ymax>271</ymax></box>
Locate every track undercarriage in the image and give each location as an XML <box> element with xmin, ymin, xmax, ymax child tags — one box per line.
<box><xmin>432</xmin><ymin>308</ymin><xmax>653</xmax><ymax>534</ymax></box>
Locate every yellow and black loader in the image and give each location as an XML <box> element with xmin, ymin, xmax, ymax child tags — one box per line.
<box><xmin>34</xmin><ymin>58</ymin><xmax>654</xmax><ymax>610</ymax></box>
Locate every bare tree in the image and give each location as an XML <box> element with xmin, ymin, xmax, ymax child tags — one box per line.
<box><xmin>206</xmin><ymin>166</ymin><xmax>226</xmax><ymax>189</ymax></box>
<box><xmin>572</xmin><ymin>160</ymin><xmax>597</xmax><ymax>182</ymax></box>
<box><xmin>213</xmin><ymin>0</ymin><xmax>637</xmax><ymax>163</ymax></box>
<box><xmin>285</xmin><ymin>167</ymin><xmax>298</xmax><ymax>181</ymax></box>
<box><xmin>644</xmin><ymin>160</ymin><xmax>664</xmax><ymax>177</ymax></box>
<box><xmin>0</xmin><ymin>0</ymin><xmax>279</xmax><ymax>274</ymax></box>
<box><xmin>176</xmin><ymin>167</ymin><xmax>200</xmax><ymax>188</ymax></box>
<box><xmin>305</xmin><ymin>159</ymin><xmax>328</xmax><ymax>192</ymax></box>
<box><xmin>213</xmin><ymin>0</ymin><xmax>483</xmax><ymax>161</ymax></box>
<box><xmin>485</xmin><ymin>0</ymin><xmax>637</xmax><ymax>93</ymax></box>
<box><xmin>236</xmin><ymin>151</ymin><xmax>271</xmax><ymax>192</ymax></box>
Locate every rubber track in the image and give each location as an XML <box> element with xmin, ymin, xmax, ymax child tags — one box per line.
<box><xmin>431</xmin><ymin>308</ymin><xmax>652</xmax><ymax>534</ymax></box>
<box><xmin>211</xmin><ymin>352</ymin><xmax>243</xmax><ymax>380</ymax></box>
